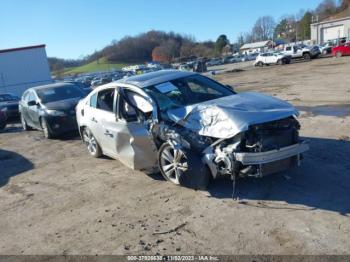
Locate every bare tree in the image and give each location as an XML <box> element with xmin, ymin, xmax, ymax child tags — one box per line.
<box><xmin>252</xmin><ymin>16</ymin><xmax>276</xmax><ymax>41</ymax></box>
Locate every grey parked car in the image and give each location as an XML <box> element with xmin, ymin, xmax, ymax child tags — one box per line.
<box><xmin>76</xmin><ymin>70</ymin><xmax>308</xmax><ymax>189</ymax></box>
<box><xmin>19</xmin><ymin>83</ymin><xmax>86</xmax><ymax>138</ymax></box>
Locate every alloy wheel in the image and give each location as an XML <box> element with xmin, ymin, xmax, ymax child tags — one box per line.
<box><xmin>83</xmin><ymin>129</ymin><xmax>98</xmax><ymax>155</ymax></box>
<box><xmin>160</xmin><ymin>144</ymin><xmax>188</xmax><ymax>184</ymax></box>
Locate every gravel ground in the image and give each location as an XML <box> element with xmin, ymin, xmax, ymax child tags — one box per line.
<box><xmin>0</xmin><ymin>56</ymin><xmax>350</xmax><ymax>255</ymax></box>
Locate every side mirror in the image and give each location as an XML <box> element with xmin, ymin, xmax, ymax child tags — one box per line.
<box><xmin>27</xmin><ymin>100</ymin><xmax>37</xmax><ymax>106</ymax></box>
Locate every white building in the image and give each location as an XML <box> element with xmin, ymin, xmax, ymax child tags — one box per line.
<box><xmin>0</xmin><ymin>44</ymin><xmax>52</xmax><ymax>96</ymax></box>
<box><xmin>240</xmin><ymin>40</ymin><xmax>274</xmax><ymax>54</ymax></box>
<box><xmin>311</xmin><ymin>16</ymin><xmax>350</xmax><ymax>44</ymax></box>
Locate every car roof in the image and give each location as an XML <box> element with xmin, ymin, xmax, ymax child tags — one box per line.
<box><xmin>31</xmin><ymin>82</ymin><xmax>76</xmax><ymax>91</ymax></box>
<box><xmin>117</xmin><ymin>70</ymin><xmax>196</xmax><ymax>88</ymax></box>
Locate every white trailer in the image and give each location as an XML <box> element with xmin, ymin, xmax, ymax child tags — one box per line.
<box><xmin>0</xmin><ymin>45</ymin><xmax>52</xmax><ymax>97</ymax></box>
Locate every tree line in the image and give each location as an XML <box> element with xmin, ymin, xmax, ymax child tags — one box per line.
<box><xmin>49</xmin><ymin>0</ymin><xmax>349</xmax><ymax>73</ymax></box>
<box><xmin>237</xmin><ymin>0</ymin><xmax>349</xmax><ymax>44</ymax></box>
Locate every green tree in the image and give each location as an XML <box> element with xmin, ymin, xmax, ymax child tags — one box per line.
<box><xmin>215</xmin><ymin>35</ymin><xmax>229</xmax><ymax>56</ymax></box>
<box><xmin>298</xmin><ymin>11</ymin><xmax>312</xmax><ymax>40</ymax></box>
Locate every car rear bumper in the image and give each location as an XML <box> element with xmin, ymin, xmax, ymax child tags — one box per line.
<box><xmin>233</xmin><ymin>141</ymin><xmax>309</xmax><ymax>165</ymax></box>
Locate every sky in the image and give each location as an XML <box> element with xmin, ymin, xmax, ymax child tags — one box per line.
<box><xmin>0</xmin><ymin>0</ymin><xmax>323</xmax><ymax>59</ymax></box>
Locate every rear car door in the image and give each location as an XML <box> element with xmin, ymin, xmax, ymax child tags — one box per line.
<box><xmin>83</xmin><ymin>91</ymin><xmax>104</xmax><ymax>144</ymax></box>
<box><xmin>100</xmin><ymin>88</ymin><xmax>158</xmax><ymax>170</ymax></box>
<box><xmin>265</xmin><ymin>53</ymin><xmax>274</xmax><ymax>64</ymax></box>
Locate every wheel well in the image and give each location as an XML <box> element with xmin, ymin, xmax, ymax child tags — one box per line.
<box><xmin>39</xmin><ymin>116</ymin><xmax>43</xmax><ymax>129</ymax></box>
<box><xmin>79</xmin><ymin>126</ymin><xmax>86</xmax><ymax>139</ymax></box>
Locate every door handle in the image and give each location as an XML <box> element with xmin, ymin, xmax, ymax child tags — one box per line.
<box><xmin>91</xmin><ymin>117</ymin><xmax>98</xmax><ymax>123</ymax></box>
<box><xmin>104</xmin><ymin>130</ymin><xmax>114</xmax><ymax>137</ymax></box>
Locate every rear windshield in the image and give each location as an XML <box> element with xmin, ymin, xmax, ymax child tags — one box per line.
<box><xmin>37</xmin><ymin>85</ymin><xmax>85</xmax><ymax>103</ymax></box>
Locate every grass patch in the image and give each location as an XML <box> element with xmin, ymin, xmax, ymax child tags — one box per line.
<box><xmin>61</xmin><ymin>58</ymin><xmax>129</xmax><ymax>75</ymax></box>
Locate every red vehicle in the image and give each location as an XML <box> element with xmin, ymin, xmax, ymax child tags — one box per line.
<box><xmin>332</xmin><ymin>42</ymin><xmax>350</xmax><ymax>57</ymax></box>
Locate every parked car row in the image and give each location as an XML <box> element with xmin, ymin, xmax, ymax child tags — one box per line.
<box><xmin>253</xmin><ymin>42</ymin><xmax>350</xmax><ymax>68</ymax></box>
<box><xmin>5</xmin><ymin>70</ymin><xmax>308</xmax><ymax>190</ymax></box>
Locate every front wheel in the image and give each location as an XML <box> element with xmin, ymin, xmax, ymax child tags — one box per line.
<box><xmin>158</xmin><ymin>142</ymin><xmax>210</xmax><ymax>190</ymax></box>
<box><xmin>277</xmin><ymin>59</ymin><xmax>283</xmax><ymax>65</ymax></box>
<box><xmin>336</xmin><ymin>51</ymin><xmax>342</xmax><ymax>58</ymax></box>
<box><xmin>40</xmin><ymin>118</ymin><xmax>53</xmax><ymax>139</ymax></box>
<box><xmin>82</xmin><ymin>128</ymin><xmax>102</xmax><ymax>158</ymax></box>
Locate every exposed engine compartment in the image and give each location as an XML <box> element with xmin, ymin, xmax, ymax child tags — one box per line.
<box><xmin>202</xmin><ymin>116</ymin><xmax>302</xmax><ymax>179</ymax></box>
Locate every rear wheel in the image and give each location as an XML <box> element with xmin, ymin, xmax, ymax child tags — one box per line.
<box><xmin>336</xmin><ymin>51</ymin><xmax>342</xmax><ymax>58</ymax></box>
<box><xmin>303</xmin><ymin>53</ymin><xmax>311</xmax><ymax>61</ymax></box>
<box><xmin>40</xmin><ymin>118</ymin><xmax>53</xmax><ymax>139</ymax></box>
<box><xmin>256</xmin><ymin>61</ymin><xmax>263</xmax><ymax>67</ymax></box>
<box><xmin>158</xmin><ymin>142</ymin><xmax>210</xmax><ymax>190</ymax></box>
<box><xmin>82</xmin><ymin>128</ymin><xmax>102</xmax><ymax>158</ymax></box>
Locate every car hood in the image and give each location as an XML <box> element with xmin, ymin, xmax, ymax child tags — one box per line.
<box><xmin>43</xmin><ymin>97</ymin><xmax>81</xmax><ymax>111</ymax></box>
<box><xmin>166</xmin><ymin>92</ymin><xmax>298</xmax><ymax>139</ymax></box>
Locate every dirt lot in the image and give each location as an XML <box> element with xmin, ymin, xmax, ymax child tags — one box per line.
<box><xmin>1</xmin><ymin>57</ymin><xmax>350</xmax><ymax>255</ymax></box>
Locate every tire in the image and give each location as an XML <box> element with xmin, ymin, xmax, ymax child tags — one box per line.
<box><xmin>256</xmin><ymin>61</ymin><xmax>263</xmax><ymax>67</ymax></box>
<box><xmin>20</xmin><ymin>113</ymin><xmax>31</xmax><ymax>131</ymax></box>
<box><xmin>303</xmin><ymin>53</ymin><xmax>311</xmax><ymax>61</ymax></box>
<box><xmin>82</xmin><ymin>127</ymin><xmax>102</xmax><ymax>158</ymax></box>
<box><xmin>40</xmin><ymin>118</ymin><xmax>53</xmax><ymax>139</ymax></box>
<box><xmin>336</xmin><ymin>51</ymin><xmax>342</xmax><ymax>58</ymax></box>
<box><xmin>0</xmin><ymin>121</ymin><xmax>6</xmax><ymax>131</ymax></box>
<box><xmin>277</xmin><ymin>59</ymin><xmax>283</xmax><ymax>65</ymax></box>
<box><xmin>158</xmin><ymin>142</ymin><xmax>210</xmax><ymax>190</ymax></box>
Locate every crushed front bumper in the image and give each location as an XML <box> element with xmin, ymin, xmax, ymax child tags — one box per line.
<box><xmin>234</xmin><ymin>141</ymin><xmax>309</xmax><ymax>165</ymax></box>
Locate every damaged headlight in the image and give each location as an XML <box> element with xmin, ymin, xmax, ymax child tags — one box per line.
<box><xmin>46</xmin><ymin>110</ymin><xmax>66</xmax><ymax>116</ymax></box>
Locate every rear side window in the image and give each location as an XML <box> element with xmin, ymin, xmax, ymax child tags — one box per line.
<box><xmin>90</xmin><ymin>93</ymin><xmax>97</xmax><ymax>108</ymax></box>
<box><xmin>286</xmin><ymin>47</ymin><xmax>291</xmax><ymax>51</ymax></box>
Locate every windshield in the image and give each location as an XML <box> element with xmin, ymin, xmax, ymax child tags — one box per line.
<box><xmin>143</xmin><ymin>74</ymin><xmax>235</xmax><ymax>111</ymax></box>
<box><xmin>37</xmin><ymin>85</ymin><xmax>85</xmax><ymax>103</ymax></box>
<box><xmin>0</xmin><ymin>94</ymin><xmax>18</xmax><ymax>102</ymax></box>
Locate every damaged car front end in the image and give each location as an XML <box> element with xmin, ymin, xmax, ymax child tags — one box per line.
<box><xmin>77</xmin><ymin>70</ymin><xmax>309</xmax><ymax>190</ymax></box>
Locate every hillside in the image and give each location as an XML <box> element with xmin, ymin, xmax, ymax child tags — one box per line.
<box><xmin>62</xmin><ymin>58</ymin><xmax>129</xmax><ymax>75</ymax></box>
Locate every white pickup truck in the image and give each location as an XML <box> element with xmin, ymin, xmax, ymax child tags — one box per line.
<box><xmin>282</xmin><ymin>45</ymin><xmax>320</xmax><ymax>60</ymax></box>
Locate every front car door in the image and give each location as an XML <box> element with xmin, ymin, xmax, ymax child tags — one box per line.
<box><xmin>99</xmin><ymin>86</ymin><xmax>158</xmax><ymax>170</ymax></box>
<box><xmin>26</xmin><ymin>91</ymin><xmax>41</xmax><ymax>129</ymax></box>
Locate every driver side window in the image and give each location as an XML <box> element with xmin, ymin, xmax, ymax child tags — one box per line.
<box><xmin>96</xmin><ymin>89</ymin><xmax>115</xmax><ymax>112</ymax></box>
<box><xmin>119</xmin><ymin>90</ymin><xmax>153</xmax><ymax>122</ymax></box>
